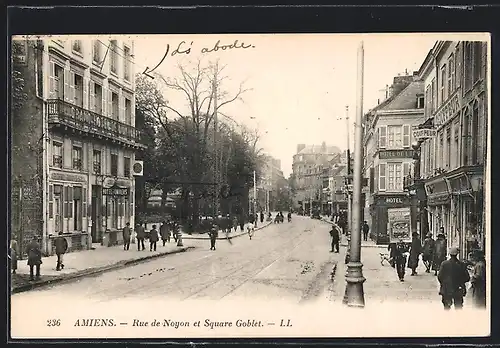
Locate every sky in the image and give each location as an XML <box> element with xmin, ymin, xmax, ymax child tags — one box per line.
<box><xmin>126</xmin><ymin>33</ymin><xmax>483</xmax><ymax>177</ymax></box>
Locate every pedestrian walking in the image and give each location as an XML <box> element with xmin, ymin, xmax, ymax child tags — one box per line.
<box><xmin>433</xmin><ymin>231</ymin><xmax>447</xmax><ymax>276</ymax></box>
<box><xmin>160</xmin><ymin>221</ymin><xmax>171</xmax><ymax>246</ymax></box>
<box><xmin>239</xmin><ymin>215</ymin><xmax>245</xmax><ymax>232</ymax></box>
<box><xmin>54</xmin><ymin>232</ymin><xmax>68</xmax><ymax>271</ymax></box>
<box><xmin>136</xmin><ymin>223</ymin><xmax>146</xmax><ymax>251</ymax></box>
<box><xmin>362</xmin><ymin>221</ymin><xmax>370</xmax><ymax>241</ymax></box>
<box><xmin>408</xmin><ymin>232</ymin><xmax>422</xmax><ymax>276</ymax></box>
<box><xmin>422</xmin><ymin>232</ymin><xmax>435</xmax><ymax>273</ymax></box>
<box><xmin>470</xmin><ymin>250</ymin><xmax>486</xmax><ymax>309</ymax></box>
<box><xmin>149</xmin><ymin>225</ymin><xmax>159</xmax><ymax>251</ymax></box>
<box><xmin>437</xmin><ymin>247</ymin><xmax>470</xmax><ymax>310</ymax></box>
<box><xmin>330</xmin><ymin>225</ymin><xmax>340</xmax><ymax>253</ymax></box>
<box><xmin>10</xmin><ymin>239</ymin><xmax>18</xmax><ymax>275</ymax></box>
<box><xmin>232</xmin><ymin>216</ymin><xmax>238</xmax><ymax>232</ymax></box>
<box><xmin>122</xmin><ymin>222</ymin><xmax>131</xmax><ymax>250</ymax></box>
<box><xmin>25</xmin><ymin>236</ymin><xmax>42</xmax><ymax>281</ymax></box>
<box><xmin>389</xmin><ymin>239</ymin><xmax>409</xmax><ymax>282</ymax></box>
<box><xmin>172</xmin><ymin>221</ymin><xmax>179</xmax><ymax>243</ymax></box>
<box><xmin>209</xmin><ymin>224</ymin><xmax>218</xmax><ymax>250</ymax></box>
<box><xmin>260</xmin><ymin>211</ymin><xmax>264</xmax><ymax>224</ymax></box>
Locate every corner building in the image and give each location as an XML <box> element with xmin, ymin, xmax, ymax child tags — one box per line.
<box><xmin>417</xmin><ymin>40</ymin><xmax>487</xmax><ymax>259</ymax></box>
<box><xmin>12</xmin><ymin>37</ymin><xmax>144</xmax><ymax>256</ymax></box>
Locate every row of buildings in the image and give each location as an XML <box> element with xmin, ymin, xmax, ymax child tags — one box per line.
<box><xmin>250</xmin><ymin>155</ymin><xmax>289</xmax><ymax>213</ymax></box>
<box><xmin>11</xmin><ymin>37</ymin><xmax>144</xmax><ymax>256</ymax></box>
<box><xmin>290</xmin><ymin>40</ymin><xmax>487</xmax><ymax>261</ymax></box>
<box><xmin>364</xmin><ymin>40</ymin><xmax>487</xmax><ymax>261</ymax></box>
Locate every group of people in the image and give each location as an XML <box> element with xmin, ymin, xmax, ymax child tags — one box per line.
<box><xmin>128</xmin><ymin>221</ymin><xmax>181</xmax><ymax>252</ymax></box>
<box><xmin>388</xmin><ymin>228</ymin><xmax>486</xmax><ymax>310</ymax></box>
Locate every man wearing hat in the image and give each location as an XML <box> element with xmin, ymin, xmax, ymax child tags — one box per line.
<box><xmin>470</xmin><ymin>250</ymin><xmax>486</xmax><ymax>309</ymax></box>
<box><xmin>422</xmin><ymin>232</ymin><xmax>435</xmax><ymax>273</ymax></box>
<box><xmin>437</xmin><ymin>246</ymin><xmax>470</xmax><ymax>310</ymax></box>
<box><xmin>432</xmin><ymin>229</ymin><xmax>447</xmax><ymax>276</ymax></box>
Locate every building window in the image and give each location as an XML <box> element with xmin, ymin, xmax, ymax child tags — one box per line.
<box><xmin>124</xmin><ymin>157</ymin><xmax>131</xmax><ymax>178</ymax></box>
<box><xmin>403</xmin><ymin>125</ymin><xmax>411</xmax><ymax>148</ymax></box>
<box><xmin>72</xmin><ymin>146</ymin><xmax>82</xmax><ymax>170</ymax></box>
<box><xmin>453</xmin><ymin>120</ymin><xmax>460</xmax><ymax>168</ymax></box>
<box><xmin>110</xmin><ymin>40</ymin><xmax>118</xmax><ymax>75</ymax></box>
<box><xmin>49</xmin><ymin>63</ymin><xmax>65</xmax><ymax>100</ymax></box>
<box><xmin>125</xmin><ymin>98</ymin><xmax>132</xmax><ymax>125</ymax></box>
<box><xmin>387</xmin><ymin>126</ymin><xmax>402</xmax><ymax>149</ymax></box>
<box><xmin>72</xmin><ymin>40</ymin><xmax>82</xmax><ymax>54</ymax></box>
<box><xmin>124</xmin><ymin>45</ymin><xmax>131</xmax><ymax>81</ymax></box>
<box><xmin>111</xmin><ymin>92</ymin><xmax>119</xmax><ymax>120</ymax></box>
<box><xmin>111</xmin><ymin>153</ymin><xmax>118</xmax><ymax>177</ymax></box>
<box><xmin>464</xmin><ymin>42</ymin><xmax>473</xmax><ymax>91</ymax></box>
<box><xmin>431</xmin><ymin>78</ymin><xmax>436</xmax><ymax>112</ymax></box>
<box><xmin>440</xmin><ymin>65</ymin><xmax>447</xmax><ymax>104</ymax></box>
<box><xmin>455</xmin><ymin>45</ymin><xmax>461</xmax><ymax>89</ymax></box>
<box><xmin>387</xmin><ymin>163</ymin><xmax>403</xmax><ymax>191</ymax></box>
<box><xmin>445</xmin><ymin>127</ymin><xmax>451</xmax><ymax>169</ymax></box>
<box><xmin>378</xmin><ymin>126</ymin><xmax>387</xmax><ymax>148</ymax></box>
<box><xmin>417</xmin><ymin>95</ymin><xmax>424</xmax><ymax>109</ymax></box>
<box><xmin>90</xmin><ymin>82</ymin><xmax>103</xmax><ymax>114</ymax></box>
<box><xmin>448</xmin><ymin>54</ymin><xmax>455</xmax><ymax>93</ymax></box>
<box><xmin>73</xmin><ymin>73</ymin><xmax>84</xmax><ymax>107</ymax></box>
<box><xmin>439</xmin><ymin>133</ymin><xmax>444</xmax><ymax>170</ymax></box>
<box><xmin>473</xmin><ymin>42</ymin><xmax>482</xmax><ymax>83</ymax></box>
<box><xmin>93</xmin><ymin>40</ymin><xmax>101</xmax><ymax>64</ymax></box>
<box><xmin>93</xmin><ymin>150</ymin><xmax>101</xmax><ymax>174</ymax></box>
<box><xmin>53</xmin><ymin>142</ymin><xmax>63</xmax><ymax>168</ymax></box>
<box><xmin>472</xmin><ymin>103</ymin><xmax>479</xmax><ymax>164</ymax></box>
<box><xmin>378</xmin><ymin>163</ymin><xmax>386</xmax><ymax>191</ymax></box>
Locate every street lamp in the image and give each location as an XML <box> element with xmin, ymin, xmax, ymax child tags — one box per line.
<box><xmin>409</xmin><ymin>139</ymin><xmax>429</xmax><ymax>239</ymax></box>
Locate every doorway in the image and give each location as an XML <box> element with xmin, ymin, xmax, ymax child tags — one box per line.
<box><xmin>54</xmin><ymin>186</ymin><xmax>63</xmax><ymax>233</ymax></box>
<box><xmin>91</xmin><ymin>185</ymin><xmax>101</xmax><ymax>243</ymax></box>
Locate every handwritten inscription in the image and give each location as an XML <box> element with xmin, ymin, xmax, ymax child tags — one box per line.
<box><xmin>143</xmin><ymin>40</ymin><xmax>255</xmax><ymax>78</ymax></box>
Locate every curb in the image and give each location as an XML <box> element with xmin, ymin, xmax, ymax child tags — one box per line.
<box><xmin>182</xmin><ymin>222</ymin><xmax>273</xmax><ymax>241</ymax></box>
<box><xmin>11</xmin><ymin>246</ymin><xmax>194</xmax><ymax>294</ymax></box>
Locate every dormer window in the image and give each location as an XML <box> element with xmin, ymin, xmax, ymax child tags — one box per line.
<box><xmin>417</xmin><ymin>94</ymin><xmax>424</xmax><ymax>109</ymax></box>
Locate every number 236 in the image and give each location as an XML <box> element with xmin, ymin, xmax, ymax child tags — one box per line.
<box><xmin>47</xmin><ymin>319</ymin><xmax>61</xmax><ymax>326</ymax></box>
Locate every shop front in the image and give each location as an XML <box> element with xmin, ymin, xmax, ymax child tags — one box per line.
<box><xmin>101</xmin><ymin>178</ymin><xmax>134</xmax><ymax>247</ymax></box>
<box><xmin>370</xmin><ymin>194</ymin><xmax>412</xmax><ymax>245</ymax></box>
<box><xmin>446</xmin><ymin>166</ymin><xmax>485</xmax><ymax>260</ymax></box>
<box><xmin>425</xmin><ymin>177</ymin><xmax>451</xmax><ymax>247</ymax></box>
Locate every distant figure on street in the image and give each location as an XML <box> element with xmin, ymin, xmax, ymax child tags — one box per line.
<box><xmin>239</xmin><ymin>215</ymin><xmax>245</xmax><ymax>232</ymax></box>
<box><xmin>470</xmin><ymin>250</ymin><xmax>486</xmax><ymax>309</ymax></box>
<box><xmin>438</xmin><ymin>247</ymin><xmax>470</xmax><ymax>310</ymax></box>
<box><xmin>433</xmin><ymin>230</ymin><xmax>447</xmax><ymax>276</ymax></box>
<box><xmin>10</xmin><ymin>239</ymin><xmax>18</xmax><ymax>274</ymax></box>
<box><xmin>122</xmin><ymin>222</ymin><xmax>131</xmax><ymax>251</ymax></box>
<box><xmin>408</xmin><ymin>232</ymin><xmax>422</xmax><ymax>276</ymax></box>
<box><xmin>25</xmin><ymin>236</ymin><xmax>42</xmax><ymax>281</ymax></box>
<box><xmin>287</xmin><ymin>212</ymin><xmax>292</xmax><ymax>222</ymax></box>
<box><xmin>136</xmin><ymin>223</ymin><xmax>146</xmax><ymax>251</ymax></box>
<box><xmin>149</xmin><ymin>225</ymin><xmax>159</xmax><ymax>251</ymax></box>
<box><xmin>233</xmin><ymin>216</ymin><xmax>239</xmax><ymax>232</ymax></box>
<box><xmin>172</xmin><ymin>222</ymin><xmax>179</xmax><ymax>242</ymax></box>
<box><xmin>160</xmin><ymin>221</ymin><xmax>171</xmax><ymax>246</ymax></box>
<box><xmin>330</xmin><ymin>225</ymin><xmax>340</xmax><ymax>253</ymax></box>
<box><xmin>362</xmin><ymin>221</ymin><xmax>370</xmax><ymax>241</ymax></box>
<box><xmin>389</xmin><ymin>239</ymin><xmax>409</xmax><ymax>282</ymax></box>
<box><xmin>54</xmin><ymin>232</ymin><xmax>68</xmax><ymax>271</ymax></box>
<box><xmin>422</xmin><ymin>232</ymin><xmax>435</xmax><ymax>273</ymax></box>
<box><xmin>248</xmin><ymin>213</ymin><xmax>255</xmax><ymax>225</ymax></box>
<box><xmin>337</xmin><ymin>215</ymin><xmax>346</xmax><ymax>235</ymax></box>
<box><xmin>260</xmin><ymin>211</ymin><xmax>264</xmax><ymax>224</ymax></box>
<box><xmin>209</xmin><ymin>224</ymin><xmax>218</xmax><ymax>250</ymax></box>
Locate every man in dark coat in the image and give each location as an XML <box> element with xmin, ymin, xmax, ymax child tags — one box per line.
<box><xmin>209</xmin><ymin>224</ymin><xmax>218</xmax><ymax>250</ymax></box>
<box><xmin>362</xmin><ymin>221</ymin><xmax>370</xmax><ymax>241</ymax></box>
<box><xmin>10</xmin><ymin>239</ymin><xmax>18</xmax><ymax>274</ymax></box>
<box><xmin>25</xmin><ymin>237</ymin><xmax>42</xmax><ymax>281</ymax></box>
<box><xmin>438</xmin><ymin>247</ymin><xmax>470</xmax><ymax>310</ymax></box>
<box><xmin>389</xmin><ymin>239</ymin><xmax>409</xmax><ymax>282</ymax></box>
<box><xmin>470</xmin><ymin>250</ymin><xmax>486</xmax><ymax>309</ymax></box>
<box><xmin>408</xmin><ymin>232</ymin><xmax>422</xmax><ymax>276</ymax></box>
<box><xmin>260</xmin><ymin>211</ymin><xmax>264</xmax><ymax>224</ymax></box>
<box><xmin>136</xmin><ymin>223</ymin><xmax>146</xmax><ymax>251</ymax></box>
<box><xmin>54</xmin><ymin>232</ymin><xmax>68</xmax><ymax>271</ymax></box>
<box><xmin>330</xmin><ymin>226</ymin><xmax>340</xmax><ymax>253</ymax></box>
<box><xmin>123</xmin><ymin>222</ymin><xmax>131</xmax><ymax>250</ymax></box>
<box><xmin>160</xmin><ymin>221</ymin><xmax>171</xmax><ymax>246</ymax></box>
<box><xmin>422</xmin><ymin>232</ymin><xmax>435</xmax><ymax>273</ymax></box>
<box><xmin>433</xmin><ymin>231</ymin><xmax>447</xmax><ymax>276</ymax></box>
<box><xmin>149</xmin><ymin>225</ymin><xmax>159</xmax><ymax>251</ymax></box>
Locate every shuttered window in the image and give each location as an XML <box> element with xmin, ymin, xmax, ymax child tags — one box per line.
<box><xmin>403</xmin><ymin>124</ymin><xmax>411</xmax><ymax>148</ymax></box>
<box><xmin>83</xmin><ymin>187</ymin><xmax>87</xmax><ymax>218</ymax></box>
<box><xmin>379</xmin><ymin>164</ymin><xmax>386</xmax><ymax>191</ymax></box>
<box><xmin>378</xmin><ymin>126</ymin><xmax>387</xmax><ymax>148</ymax></box>
<box><xmin>49</xmin><ymin>185</ymin><xmax>54</xmax><ymax>219</ymax></box>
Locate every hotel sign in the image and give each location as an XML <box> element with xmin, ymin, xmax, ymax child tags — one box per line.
<box><xmin>379</xmin><ymin>149</ymin><xmax>414</xmax><ymax>159</ymax></box>
<box><xmin>434</xmin><ymin>93</ymin><xmax>461</xmax><ymax>129</ymax></box>
<box><xmin>412</xmin><ymin>128</ymin><xmax>437</xmax><ymax>139</ymax></box>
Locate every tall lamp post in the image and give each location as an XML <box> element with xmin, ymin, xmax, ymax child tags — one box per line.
<box><xmin>411</xmin><ymin>140</ymin><xmax>429</xmax><ymax>239</ymax></box>
<box><xmin>343</xmin><ymin>41</ymin><xmax>366</xmax><ymax>307</ymax></box>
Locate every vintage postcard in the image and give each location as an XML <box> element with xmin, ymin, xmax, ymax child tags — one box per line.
<box><xmin>9</xmin><ymin>33</ymin><xmax>490</xmax><ymax>339</ymax></box>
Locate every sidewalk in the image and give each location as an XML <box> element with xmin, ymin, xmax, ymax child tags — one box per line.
<box><xmin>182</xmin><ymin>221</ymin><xmax>273</xmax><ymax>240</ymax></box>
<box><xmin>11</xmin><ymin>241</ymin><xmax>195</xmax><ymax>294</ymax></box>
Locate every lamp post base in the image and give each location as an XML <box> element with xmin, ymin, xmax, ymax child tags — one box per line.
<box><xmin>343</xmin><ymin>261</ymin><xmax>366</xmax><ymax>307</ymax></box>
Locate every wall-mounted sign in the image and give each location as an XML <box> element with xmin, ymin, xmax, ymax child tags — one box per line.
<box><xmin>51</xmin><ymin>172</ymin><xmax>87</xmax><ymax>183</ymax></box>
<box><xmin>412</xmin><ymin>128</ymin><xmax>437</xmax><ymax>139</ymax></box>
<box><xmin>388</xmin><ymin>207</ymin><xmax>412</xmax><ymax>243</ymax></box>
<box><xmin>379</xmin><ymin>149</ymin><xmax>414</xmax><ymax>159</ymax></box>
<box><xmin>386</xmin><ymin>197</ymin><xmax>404</xmax><ymax>204</ymax></box>
<box><xmin>434</xmin><ymin>93</ymin><xmax>461</xmax><ymax>129</ymax></box>
<box><xmin>102</xmin><ymin>185</ymin><xmax>130</xmax><ymax>196</ymax></box>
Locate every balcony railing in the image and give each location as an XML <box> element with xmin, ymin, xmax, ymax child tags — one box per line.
<box><xmin>53</xmin><ymin>155</ymin><xmax>62</xmax><ymax>168</ymax></box>
<box><xmin>72</xmin><ymin>158</ymin><xmax>82</xmax><ymax>170</ymax></box>
<box><xmin>93</xmin><ymin>162</ymin><xmax>101</xmax><ymax>175</ymax></box>
<box><xmin>47</xmin><ymin>99</ymin><xmax>143</xmax><ymax>146</ymax></box>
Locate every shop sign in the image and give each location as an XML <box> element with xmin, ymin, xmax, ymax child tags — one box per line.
<box><xmin>102</xmin><ymin>184</ymin><xmax>129</xmax><ymax>196</ymax></box>
<box><xmin>427</xmin><ymin>193</ymin><xmax>450</xmax><ymax>206</ymax></box>
<box><xmin>379</xmin><ymin>149</ymin><xmax>414</xmax><ymax>159</ymax></box>
<box><xmin>50</xmin><ymin>172</ymin><xmax>87</xmax><ymax>183</ymax></box>
<box><xmin>412</xmin><ymin>128</ymin><xmax>437</xmax><ymax>139</ymax></box>
<box><xmin>385</xmin><ymin>197</ymin><xmax>404</xmax><ymax>204</ymax></box>
<box><xmin>434</xmin><ymin>93</ymin><xmax>461</xmax><ymax>129</ymax></box>
<box><xmin>425</xmin><ymin>179</ymin><xmax>449</xmax><ymax>196</ymax></box>
<box><xmin>388</xmin><ymin>207</ymin><xmax>412</xmax><ymax>243</ymax></box>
